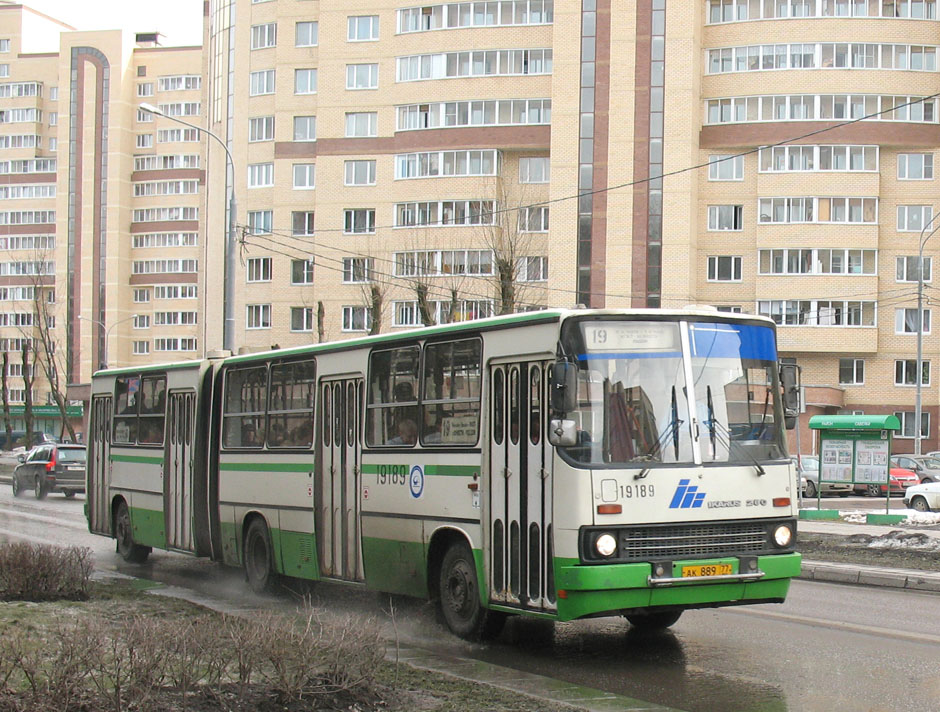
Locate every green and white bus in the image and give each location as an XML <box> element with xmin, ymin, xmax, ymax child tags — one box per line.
<box><xmin>86</xmin><ymin>308</ymin><xmax>802</xmax><ymax>639</ymax></box>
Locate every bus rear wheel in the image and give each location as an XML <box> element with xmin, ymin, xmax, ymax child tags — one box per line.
<box><xmin>244</xmin><ymin>519</ymin><xmax>275</xmax><ymax>594</ymax></box>
<box><xmin>625</xmin><ymin>610</ymin><xmax>683</xmax><ymax>630</ymax></box>
<box><xmin>115</xmin><ymin>501</ymin><xmax>150</xmax><ymax>564</ymax></box>
<box><xmin>439</xmin><ymin>542</ymin><xmax>505</xmax><ymax>641</ymax></box>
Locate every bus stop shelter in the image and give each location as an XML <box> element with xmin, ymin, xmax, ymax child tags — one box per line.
<box><xmin>807</xmin><ymin>414</ymin><xmax>900</xmax><ymax>515</ymax></box>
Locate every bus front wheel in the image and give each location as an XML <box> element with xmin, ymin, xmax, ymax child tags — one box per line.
<box><xmin>115</xmin><ymin>501</ymin><xmax>151</xmax><ymax>564</ymax></box>
<box><xmin>244</xmin><ymin>518</ymin><xmax>275</xmax><ymax>594</ymax></box>
<box><xmin>438</xmin><ymin>542</ymin><xmax>505</xmax><ymax>641</ymax></box>
<box><xmin>625</xmin><ymin>610</ymin><xmax>683</xmax><ymax>630</ymax></box>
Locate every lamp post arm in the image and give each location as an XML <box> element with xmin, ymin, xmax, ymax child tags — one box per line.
<box><xmin>138</xmin><ymin>105</ymin><xmax>237</xmax><ymax>353</ymax></box>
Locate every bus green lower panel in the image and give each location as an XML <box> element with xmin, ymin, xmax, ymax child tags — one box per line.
<box><xmin>361</xmin><ymin>537</ymin><xmax>427</xmax><ymax>598</ymax></box>
<box><xmin>551</xmin><ymin>552</ymin><xmax>802</xmax><ymax>622</ymax></box>
<box><xmin>277</xmin><ymin>529</ymin><xmax>319</xmax><ymax>580</ymax></box>
<box><xmin>129</xmin><ymin>507</ymin><xmax>166</xmax><ymax>550</ymax></box>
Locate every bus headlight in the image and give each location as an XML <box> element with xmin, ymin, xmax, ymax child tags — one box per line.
<box><xmin>595</xmin><ymin>533</ymin><xmax>618</xmax><ymax>557</ymax></box>
<box><xmin>772</xmin><ymin>524</ymin><xmax>793</xmax><ymax>548</ymax></box>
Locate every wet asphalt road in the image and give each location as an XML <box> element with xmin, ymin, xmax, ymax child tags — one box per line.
<box><xmin>1</xmin><ymin>489</ymin><xmax>938</xmax><ymax>712</ymax></box>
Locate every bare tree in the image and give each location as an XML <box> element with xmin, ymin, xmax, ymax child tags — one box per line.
<box><xmin>317</xmin><ymin>301</ymin><xmax>326</xmax><ymax>343</ymax></box>
<box><xmin>30</xmin><ymin>283</ymin><xmax>77</xmax><ymax>442</ymax></box>
<box><xmin>1</xmin><ymin>351</ymin><xmax>13</xmax><ymax>451</ymax></box>
<box><xmin>368</xmin><ymin>283</ymin><xmax>384</xmax><ymax>336</ymax></box>
<box><xmin>479</xmin><ymin>177</ymin><xmax>545</xmax><ymax>315</ymax></box>
<box><xmin>20</xmin><ymin>341</ymin><xmax>35</xmax><ymax>447</ymax></box>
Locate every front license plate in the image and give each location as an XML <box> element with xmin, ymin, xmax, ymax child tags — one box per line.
<box><xmin>681</xmin><ymin>563</ymin><xmax>733</xmax><ymax>578</ymax></box>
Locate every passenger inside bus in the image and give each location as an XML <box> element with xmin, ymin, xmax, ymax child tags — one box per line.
<box><xmin>388</xmin><ymin>418</ymin><xmax>417</xmax><ymax>445</ymax></box>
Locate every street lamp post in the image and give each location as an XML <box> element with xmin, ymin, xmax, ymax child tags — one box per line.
<box><xmin>139</xmin><ymin>102</ymin><xmax>236</xmax><ymax>354</ymax></box>
<box><xmin>915</xmin><ymin>214</ymin><xmax>940</xmax><ymax>454</ymax></box>
<box><xmin>77</xmin><ymin>313</ymin><xmax>138</xmax><ymax>370</ymax></box>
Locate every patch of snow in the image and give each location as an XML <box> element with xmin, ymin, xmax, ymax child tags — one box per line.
<box><xmin>902</xmin><ymin>511</ymin><xmax>940</xmax><ymax>526</ymax></box>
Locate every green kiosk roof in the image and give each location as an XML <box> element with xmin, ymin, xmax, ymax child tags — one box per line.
<box><xmin>808</xmin><ymin>414</ymin><xmax>900</xmax><ymax>431</ymax></box>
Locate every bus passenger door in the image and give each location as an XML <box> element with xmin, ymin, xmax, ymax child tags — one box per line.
<box><xmin>88</xmin><ymin>395</ymin><xmax>112</xmax><ymax>536</ymax></box>
<box><xmin>316</xmin><ymin>378</ymin><xmax>364</xmax><ymax>582</ymax></box>
<box><xmin>164</xmin><ymin>390</ymin><xmax>196</xmax><ymax>552</ymax></box>
<box><xmin>488</xmin><ymin>361</ymin><xmax>555</xmax><ymax>612</ymax></box>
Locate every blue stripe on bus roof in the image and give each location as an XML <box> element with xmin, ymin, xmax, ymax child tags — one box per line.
<box><xmin>690</xmin><ymin>322</ymin><xmax>777</xmax><ymax>361</ymax></box>
<box><xmin>577</xmin><ymin>352</ymin><xmax>683</xmax><ymax>360</ymax></box>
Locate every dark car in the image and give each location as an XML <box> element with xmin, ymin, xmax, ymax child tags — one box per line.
<box><xmin>891</xmin><ymin>454</ymin><xmax>940</xmax><ymax>484</ymax></box>
<box><xmin>12</xmin><ymin>443</ymin><xmax>86</xmax><ymax>499</ymax></box>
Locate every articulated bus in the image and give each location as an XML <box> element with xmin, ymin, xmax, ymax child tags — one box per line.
<box><xmin>86</xmin><ymin>308</ymin><xmax>802</xmax><ymax>639</ymax></box>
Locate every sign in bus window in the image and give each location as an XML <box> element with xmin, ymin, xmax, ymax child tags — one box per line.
<box><xmin>422</xmin><ymin>338</ymin><xmax>482</xmax><ymax>445</ymax></box>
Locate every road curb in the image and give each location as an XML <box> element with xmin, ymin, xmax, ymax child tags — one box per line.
<box><xmin>800</xmin><ymin>559</ymin><xmax>940</xmax><ymax>592</ymax></box>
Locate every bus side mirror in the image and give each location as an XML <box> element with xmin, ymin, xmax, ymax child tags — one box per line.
<box><xmin>779</xmin><ymin>364</ymin><xmax>800</xmax><ymax>430</ymax></box>
<box><xmin>550</xmin><ymin>361</ymin><xmax>578</xmax><ymax>413</ymax></box>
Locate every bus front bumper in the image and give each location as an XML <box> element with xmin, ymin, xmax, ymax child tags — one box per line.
<box><xmin>551</xmin><ymin>552</ymin><xmax>802</xmax><ymax>622</ymax></box>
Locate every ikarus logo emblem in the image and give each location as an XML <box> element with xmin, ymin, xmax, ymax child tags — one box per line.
<box><xmin>669</xmin><ymin>479</ymin><xmax>705</xmax><ymax>509</ymax></box>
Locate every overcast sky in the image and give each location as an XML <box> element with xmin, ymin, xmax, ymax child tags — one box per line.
<box><xmin>24</xmin><ymin>0</ymin><xmax>203</xmax><ymax>46</ymax></box>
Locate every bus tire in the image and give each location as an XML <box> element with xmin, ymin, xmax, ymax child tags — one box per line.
<box><xmin>625</xmin><ymin>610</ymin><xmax>682</xmax><ymax>630</ymax></box>
<box><xmin>244</xmin><ymin>518</ymin><xmax>275</xmax><ymax>594</ymax></box>
<box><xmin>439</xmin><ymin>542</ymin><xmax>505</xmax><ymax>641</ymax></box>
<box><xmin>115</xmin><ymin>501</ymin><xmax>151</xmax><ymax>564</ymax></box>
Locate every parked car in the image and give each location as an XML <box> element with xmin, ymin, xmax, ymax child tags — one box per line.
<box><xmin>853</xmin><ymin>466</ymin><xmax>920</xmax><ymax>497</ymax></box>
<box><xmin>12</xmin><ymin>443</ymin><xmax>86</xmax><ymax>499</ymax></box>
<box><xmin>0</xmin><ymin>431</ymin><xmax>57</xmax><ymax>451</ymax></box>
<box><xmin>903</xmin><ymin>481</ymin><xmax>940</xmax><ymax>512</ymax></box>
<box><xmin>891</xmin><ymin>454</ymin><xmax>940</xmax><ymax>484</ymax></box>
<box><xmin>794</xmin><ymin>455</ymin><xmax>852</xmax><ymax>497</ymax></box>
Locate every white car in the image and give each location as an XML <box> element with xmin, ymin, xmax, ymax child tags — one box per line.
<box><xmin>903</xmin><ymin>482</ymin><xmax>940</xmax><ymax>512</ymax></box>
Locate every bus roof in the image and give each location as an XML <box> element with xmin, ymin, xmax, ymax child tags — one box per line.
<box><xmin>91</xmin><ymin>307</ymin><xmax>775</xmax><ymax>374</ymax></box>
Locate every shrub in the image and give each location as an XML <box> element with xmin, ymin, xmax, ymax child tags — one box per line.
<box><xmin>0</xmin><ymin>543</ymin><xmax>93</xmax><ymax>601</ymax></box>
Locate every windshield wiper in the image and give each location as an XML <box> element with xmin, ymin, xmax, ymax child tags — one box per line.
<box><xmin>635</xmin><ymin>386</ymin><xmax>684</xmax><ymax>479</ymax></box>
<box><xmin>702</xmin><ymin>396</ymin><xmax>766</xmax><ymax>476</ymax></box>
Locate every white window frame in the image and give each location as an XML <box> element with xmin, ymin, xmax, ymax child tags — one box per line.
<box><xmin>898</xmin><ymin>205</ymin><xmax>933</xmax><ymax>232</ymax></box>
<box><xmin>707</xmin><ymin>204</ymin><xmax>743</xmax><ymax>231</ymax></box>
<box><xmin>344</xmin><ymin>209</ymin><xmax>376</xmax><ymax>234</ymax></box>
<box><xmin>707</xmin><ymin>255</ymin><xmax>743</xmax><ymax>282</ymax></box>
<box><xmin>291</xmin><ymin>259</ymin><xmax>315</xmax><ymax>285</ymax></box>
<box><xmin>348</xmin><ymin>15</ymin><xmax>379</xmax><ymax>41</ymax></box>
<box><xmin>248</xmin><ymin>116</ymin><xmax>274</xmax><ymax>143</ymax></box>
<box><xmin>897</xmin><ymin>256</ymin><xmax>933</xmax><ymax>283</ymax></box>
<box><xmin>293</xmin><ymin>163</ymin><xmax>316</xmax><ymax>189</ymax></box>
<box><xmin>346</xmin><ymin>63</ymin><xmax>379</xmax><ymax>90</ymax></box>
<box><xmin>294</xmin><ymin>68</ymin><xmax>318</xmax><ymax>95</ymax></box>
<box><xmin>839</xmin><ymin>358</ymin><xmax>865</xmax><ymax>385</ymax></box>
<box><xmin>345</xmin><ymin>112</ymin><xmax>377</xmax><ymax>137</ymax></box>
<box><xmin>344</xmin><ymin>160</ymin><xmax>377</xmax><ymax>186</ymax></box>
<box><xmin>246</xmin><ymin>304</ymin><xmax>272</xmax><ymax>330</ymax></box>
<box><xmin>249</xmin><ymin>69</ymin><xmax>276</xmax><ymax>96</ymax></box>
<box><xmin>342</xmin><ymin>305</ymin><xmax>372</xmax><ymax>332</ymax></box>
<box><xmin>247</xmin><ymin>257</ymin><xmax>272</xmax><ymax>283</ymax></box>
<box><xmin>519</xmin><ymin>156</ymin><xmax>550</xmax><ymax>184</ymax></box>
<box><xmin>295</xmin><ymin>21</ymin><xmax>318</xmax><ymax>47</ymax></box>
<box><xmin>895</xmin><ymin>411</ymin><xmax>931</xmax><ymax>439</ymax></box>
<box><xmin>247</xmin><ymin>163</ymin><xmax>274</xmax><ymax>188</ymax></box>
<box><xmin>290</xmin><ymin>307</ymin><xmax>315</xmax><ymax>332</ymax></box>
<box><xmin>895</xmin><ymin>359</ymin><xmax>930</xmax><ymax>386</ymax></box>
<box><xmin>708</xmin><ymin>154</ymin><xmax>744</xmax><ymax>180</ymax></box>
<box><xmin>898</xmin><ymin>152</ymin><xmax>934</xmax><ymax>180</ymax></box>
<box><xmin>895</xmin><ymin>307</ymin><xmax>932</xmax><ymax>334</ymax></box>
<box><xmin>250</xmin><ymin>23</ymin><xmax>277</xmax><ymax>50</ymax></box>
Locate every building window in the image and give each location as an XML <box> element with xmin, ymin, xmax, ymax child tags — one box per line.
<box><xmin>758</xmin><ymin>248</ymin><xmax>877</xmax><ymax>275</ymax></box>
<box><xmin>517</xmin><ymin>256</ymin><xmax>548</xmax><ymax>282</ymax></box>
<box><xmin>136</xmin><ymin>134</ymin><xmax>153</xmax><ymax>149</ymax></box>
<box><xmin>0</xmin><ymin>40</ymin><xmax>9</xmax><ymax>52</ymax></box>
<box><xmin>344</xmin><ymin>160</ymin><xmax>376</xmax><ymax>186</ymax></box>
<box><xmin>707</xmin><ymin>205</ymin><xmax>743</xmax><ymax>230</ymax></box>
<box><xmin>896</xmin><ymin>359</ymin><xmax>930</xmax><ymax>386</ymax></box>
<box><xmin>249</xmin><ymin>69</ymin><xmax>276</xmax><ymax>96</ymax></box>
<box><xmin>248</xmin><ymin>116</ymin><xmax>274</xmax><ymax>142</ymax></box>
<box><xmin>708</xmin><ymin>154</ymin><xmax>743</xmax><ymax>180</ymax></box>
<box><xmin>342</xmin><ymin>306</ymin><xmax>372</xmax><ymax>332</ymax></box>
<box><xmin>346</xmin><ymin>112</ymin><xmax>377</xmax><ymax>137</ymax></box>
<box><xmin>716</xmin><ymin>305</ymin><xmax>743</xmax><ymax>313</ymax></box>
<box><xmin>133</xmin><ymin>289</ymin><xmax>150</xmax><ymax>303</ymax></box>
<box><xmin>293</xmin><ymin>115</ymin><xmax>316</xmax><ymax>141</ymax></box>
<box><xmin>758</xmin><ymin>300</ymin><xmax>876</xmax><ymax>326</ymax></box>
<box><xmin>839</xmin><ymin>358</ymin><xmax>864</xmax><ymax>385</ymax></box>
<box><xmin>247</xmin><ymin>257</ymin><xmax>272</xmax><ymax>283</ymax></box>
<box><xmin>248</xmin><ymin>163</ymin><xmax>274</xmax><ymax>188</ymax></box>
<box><xmin>897</xmin><ymin>256</ymin><xmax>932</xmax><ymax>283</ymax></box>
<box><xmin>296</xmin><ymin>21</ymin><xmax>318</xmax><ymax>47</ymax></box>
<box><xmin>519</xmin><ymin>157</ymin><xmax>550</xmax><ymax>184</ymax></box>
<box><xmin>707</xmin><ymin>255</ymin><xmax>742</xmax><ymax>281</ymax></box>
<box><xmin>137</xmin><ymin>108</ymin><xmax>153</xmax><ymax>123</ymax></box>
<box><xmin>348</xmin><ymin>15</ymin><xmax>379</xmax><ymax>41</ymax></box>
<box><xmin>290</xmin><ymin>307</ymin><xmax>314</xmax><ymax>332</ymax></box>
<box><xmin>291</xmin><ymin>259</ymin><xmax>314</xmax><ymax>284</ymax></box>
<box><xmin>518</xmin><ymin>206</ymin><xmax>549</xmax><ymax>232</ymax></box>
<box><xmin>896</xmin><ymin>308</ymin><xmax>931</xmax><ymax>334</ymax></box>
<box><xmin>292</xmin><ymin>211</ymin><xmax>315</xmax><ymax>236</ymax></box>
<box><xmin>706</xmin><ymin>94</ymin><xmax>937</xmax><ymax>125</ymax></box>
<box><xmin>758</xmin><ymin>197</ymin><xmax>877</xmax><ymax>224</ymax></box>
<box><xmin>247</xmin><ymin>210</ymin><xmax>273</xmax><ymax>234</ymax></box>
<box><xmin>397</xmin><ymin>48</ymin><xmax>554</xmax><ymax>81</ymax></box>
<box><xmin>133</xmin><ymin>315</ymin><xmax>151</xmax><ymax>329</ymax></box>
<box><xmin>133</xmin><ymin>341</ymin><xmax>150</xmax><ymax>355</ymax></box>
<box><xmin>294</xmin><ymin>69</ymin><xmax>317</xmax><ymax>94</ymax></box>
<box><xmin>137</xmin><ymin>82</ymin><xmax>154</xmax><ymax>97</ymax></box>
<box><xmin>396</xmin><ymin>150</ymin><xmax>498</xmax><ymax>179</ymax></box>
<box><xmin>397</xmin><ymin>99</ymin><xmax>551</xmax><ymax>130</ymax></box>
<box><xmin>246</xmin><ymin>304</ymin><xmax>271</xmax><ymax>329</ymax></box>
<box><xmin>346</xmin><ymin>64</ymin><xmax>379</xmax><ymax>90</ymax></box>
<box><xmin>759</xmin><ymin>145</ymin><xmax>878</xmax><ymax>173</ymax></box>
<box><xmin>293</xmin><ymin>163</ymin><xmax>316</xmax><ymax>189</ymax></box>
<box><xmin>898</xmin><ymin>205</ymin><xmax>933</xmax><ymax>232</ymax></box>
<box><xmin>895</xmin><ymin>411</ymin><xmax>930</xmax><ymax>439</ymax></box>
<box><xmin>898</xmin><ymin>153</ymin><xmax>934</xmax><ymax>180</ymax></box>
<box><xmin>343</xmin><ymin>257</ymin><xmax>372</xmax><ymax>283</ymax></box>
<box><xmin>344</xmin><ymin>209</ymin><xmax>376</xmax><ymax>234</ymax></box>
<box><xmin>250</xmin><ymin>23</ymin><xmax>277</xmax><ymax>50</ymax></box>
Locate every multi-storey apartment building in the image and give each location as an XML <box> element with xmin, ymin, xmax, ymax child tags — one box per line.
<box><xmin>0</xmin><ymin>2</ymin><xmax>204</xmax><ymax>437</ymax></box>
<box><xmin>3</xmin><ymin>0</ymin><xmax>940</xmax><ymax>452</ymax></box>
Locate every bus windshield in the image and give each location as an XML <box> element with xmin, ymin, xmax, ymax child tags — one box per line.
<box><xmin>560</xmin><ymin>320</ymin><xmax>695</xmax><ymax>466</ymax></box>
<box><xmin>558</xmin><ymin>318</ymin><xmax>786</xmax><ymax>467</ymax></box>
<box><xmin>688</xmin><ymin>321</ymin><xmax>786</xmax><ymax>464</ymax></box>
